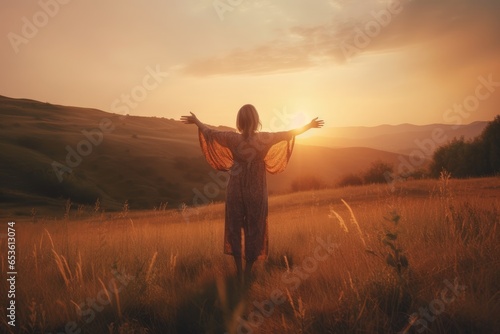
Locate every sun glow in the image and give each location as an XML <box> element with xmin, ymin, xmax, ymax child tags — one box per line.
<box><xmin>289</xmin><ymin>111</ymin><xmax>311</xmax><ymax>129</ymax></box>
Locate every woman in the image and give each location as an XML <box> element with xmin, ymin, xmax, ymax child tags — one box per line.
<box><xmin>181</xmin><ymin>104</ymin><xmax>324</xmax><ymax>281</ymax></box>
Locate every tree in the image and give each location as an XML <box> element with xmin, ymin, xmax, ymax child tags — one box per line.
<box><xmin>291</xmin><ymin>175</ymin><xmax>324</xmax><ymax>192</ymax></box>
<box><xmin>481</xmin><ymin>115</ymin><xmax>500</xmax><ymax>174</ymax></box>
<box><xmin>430</xmin><ymin>137</ymin><xmax>468</xmax><ymax>177</ymax></box>
<box><xmin>337</xmin><ymin>173</ymin><xmax>363</xmax><ymax>187</ymax></box>
<box><xmin>363</xmin><ymin>161</ymin><xmax>394</xmax><ymax>184</ymax></box>
<box><xmin>430</xmin><ymin>115</ymin><xmax>500</xmax><ymax>178</ymax></box>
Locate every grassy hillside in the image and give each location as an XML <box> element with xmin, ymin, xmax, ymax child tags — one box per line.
<box><xmin>0</xmin><ymin>95</ymin><xmax>208</xmax><ymax>216</ymax></box>
<box><xmin>1</xmin><ymin>177</ymin><xmax>498</xmax><ymax>333</ymax></box>
<box><xmin>0</xmin><ymin>95</ymin><xmax>414</xmax><ymax>218</ymax></box>
<box><xmin>268</xmin><ymin>145</ymin><xmax>413</xmax><ymax>193</ymax></box>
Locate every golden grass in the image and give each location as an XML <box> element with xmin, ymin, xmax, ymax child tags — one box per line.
<box><xmin>0</xmin><ymin>177</ymin><xmax>499</xmax><ymax>333</ymax></box>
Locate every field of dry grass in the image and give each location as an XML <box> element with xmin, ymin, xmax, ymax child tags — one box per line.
<box><xmin>1</xmin><ymin>177</ymin><xmax>499</xmax><ymax>333</ymax></box>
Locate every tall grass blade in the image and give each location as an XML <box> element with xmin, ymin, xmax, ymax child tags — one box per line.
<box><xmin>146</xmin><ymin>251</ymin><xmax>158</xmax><ymax>282</ymax></box>
<box><xmin>341</xmin><ymin>199</ymin><xmax>367</xmax><ymax>248</ymax></box>
<box><xmin>329</xmin><ymin>205</ymin><xmax>349</xmax><ymax>232</ymax></box>
<box><xmin>52</xmin><ymin>249</ymin><xmax>70</xmax><ymax>288</ymax></box>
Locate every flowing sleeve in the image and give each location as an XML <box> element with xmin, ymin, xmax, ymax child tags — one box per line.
<box><xmin>262</xmin><ymin>131</ymin><xmax>295</xmax><ymax>174</ymax></box>
<box><xmin>198</xmin><ymin>127</ymin><xmax>234</xmax><ymax>171</ymax></box>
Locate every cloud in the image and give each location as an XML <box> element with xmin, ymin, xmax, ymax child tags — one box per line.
<box><xmin>180</xmin><ymin>22</ymin><xmax>351</xmax><ymax>76</ymax></box>
<box><xmin>180</xmin><ymin>0</ymin><xmax>500</xmax><ymax>76</ymax></box>
<box><xmin>182</xmin><ymin>39</ymin><xmax>315</xmax><ymax>76</ymax></box>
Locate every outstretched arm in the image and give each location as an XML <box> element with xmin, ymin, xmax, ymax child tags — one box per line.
<box><xmin>181</xmin><ymin>112</ymin><xmax>232</xmax><ymax>148</ymax></box>
<box><xmin>289</xmin><ymin>117</ymin><xmax>324</xmax><ymax>136</ymax></box>
<box><xmin>181</xmin><ymin>112</ymin><xmax>233</xmax><ymax>170</ymax></box>
<box><xmin>180</xmin><ymin>112</ymin><xmax>206</xmax><ymax>129</ymax></box>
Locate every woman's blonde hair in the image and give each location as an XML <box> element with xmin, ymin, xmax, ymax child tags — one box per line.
<box><xmin>236</xmin><ymin>104</ymin><xmax>261</xmax><ymax>138</ymax></box>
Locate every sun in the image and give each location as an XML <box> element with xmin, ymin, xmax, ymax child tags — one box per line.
<box><xmin>289</xmin><ymin>111</ymin><xmax>311</xmax><ymax>129</ymax></box>
<box><xmin>262</xmin><ymin>106</ymin><xmax>317</xmax><ymax>134</ymax></box>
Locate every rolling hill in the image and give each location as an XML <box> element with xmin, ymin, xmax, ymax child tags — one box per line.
<box><xmin>0</xmin><ymin>95</ymin><xmax>465</xmax><ymax>218</ymax></box>
<box><xmin>301</xmin><ymin>122</ymin><xmax>487</xmax><ymax>153</ymax></box>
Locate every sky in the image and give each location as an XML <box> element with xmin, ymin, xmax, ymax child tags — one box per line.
<box><xmin>1</xmin><ymin>0</ymin><xmax>499</xmax><ymax>129</ymax></box>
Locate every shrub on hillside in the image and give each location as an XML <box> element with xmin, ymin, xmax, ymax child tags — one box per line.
<box><xmin>291</xmin><ymin>175</ymin><xmax>324</xmax><ymax>192</ymax></box>
<box><xmin>400</xmin><ymin>167</ymin><xmax>429</xmax><ymax>180</ymax></box>
<box><xmin>337</xmin><ymin>173</ymin><xmax>364</xmax><ymax>187</ymax></box>
<box><xmin>363</xmin><ymin>161</ymin><xmax>394</xmax><ymax>184</ymax></box>
<box><xmin>430</xmin><ymin>115</ymin><xmax>500</xmax><ymax>178</ymax></box>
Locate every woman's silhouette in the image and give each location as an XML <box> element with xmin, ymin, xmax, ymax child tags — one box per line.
<box><xmin>181</xmin><ymin>104</ymin><xmax>324</xmax><ymax>281</ymax></box>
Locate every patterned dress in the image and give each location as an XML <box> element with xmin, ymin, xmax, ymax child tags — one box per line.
<box><xmin>198</xmin><ymin>127</ymin><xmax>295</xmax><ymax>261</ymax></box>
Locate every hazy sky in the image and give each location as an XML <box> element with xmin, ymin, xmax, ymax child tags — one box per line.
<box><xmin>1</xmin><ymin>0</ymin><xmax>499</xmax><ymax>128</ymax></box>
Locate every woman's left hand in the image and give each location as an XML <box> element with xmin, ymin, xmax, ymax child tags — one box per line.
<box><xmin>309</xmin><ymin>117</ymin><xmax>325</xmax><ymax>129</ymax></box>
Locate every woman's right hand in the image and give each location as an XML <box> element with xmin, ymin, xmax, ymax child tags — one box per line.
<box><xmin>181</xmin><ymin>112</ymin><xmax>200</xmax><ymax>125</ymax></box>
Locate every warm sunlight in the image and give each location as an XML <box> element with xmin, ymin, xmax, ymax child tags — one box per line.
<box><xmin>1</xmin><ymin>1</ymin><xmax>498</xmax><ymax>126</ymax></box>
<box><xmin>289</xmin><ymin>111</ymin><xmax>311</xmax><ymax>129</ymax></box>
<box><xmin>1</xmin><ymin>1</ymin><xmax>499</xmax><ymax>333</ymax></box>
<box><xmin>290</xmin><ymin>110</ymin><xmax>318</xmax><ymax>141</ymax></box>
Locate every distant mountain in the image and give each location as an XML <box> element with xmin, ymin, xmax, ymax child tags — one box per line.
<box><xmin>301</xmin><ymin>122</ymin><xmax>488</xmax><ymax>154</ymax></box>
<box><xmin>0</xmin><ymin>95</ymin><xmax>452</xmax><ymax>217</ymax></box>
